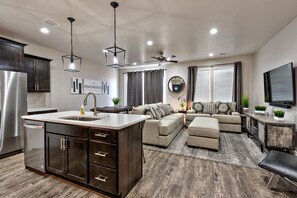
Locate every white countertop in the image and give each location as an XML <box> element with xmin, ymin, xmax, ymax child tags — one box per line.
<box><xmin>22</xmin><ymin>111</ymin><xmax>150</xmax><ymax>130</ymax></box>
<box><xmin>28</xmin><ymin>107</ymin><xmax>58</xmax><ymax>113</ymax></box>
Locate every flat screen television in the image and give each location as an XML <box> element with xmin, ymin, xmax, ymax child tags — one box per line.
<box><xmin>263</xmin><ymin>62</ymin><xmax>295</xmax><ymax>108</ymax></box>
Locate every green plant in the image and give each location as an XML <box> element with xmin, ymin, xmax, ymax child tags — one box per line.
<box><xmin>274</xmin><ymin>110</ymin><xmax>285</xmax><ymax>118</ymax></box>
<box><xmin>255</xmin><ymin>106</ymin><xmax>267</xmax><ymax>111</ymax></box>
<box><xmin>180</xmin><ymin>100</ymin><xmax>185</xmax><ymax>108</ymax></box>
<box><xmin>241</xmin><ymin>96</ymin><xmax>249</xmax><ymax>108</ymax></box>
<box><xmin>112</xmin><ymin>97</ymin><xmax>120</xmax><ymax>105</ymax></box>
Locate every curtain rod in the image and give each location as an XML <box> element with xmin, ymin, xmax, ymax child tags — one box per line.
<box><xmin>122</xmin><ymin>68</ymin><xmax>166</xmax><ymax>74</ymax></box>
<box><xmin>188</xmin><ymin>62</ymin><xmax>236</xmax><ymax>68</ymax></box>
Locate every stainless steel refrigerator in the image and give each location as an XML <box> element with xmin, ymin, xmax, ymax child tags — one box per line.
<box><xmin>0</xmin><ymin>70</ymin><xmax>27</xmax><ymax>157</ymax></box>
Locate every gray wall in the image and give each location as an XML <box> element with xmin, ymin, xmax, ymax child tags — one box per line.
<box><xmin>253</xmin><ymin>16</ymin><xmax>297</xmax><ymax>123</ymax></box>
<box><xmin>119</xmin><ymin>54</ymin><xmax>254</xmax><ymax>110</ymax></box>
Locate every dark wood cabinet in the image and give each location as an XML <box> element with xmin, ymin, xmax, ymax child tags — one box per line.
<box><xmin>45</xmin><ymin>124</ymin><xmax>88</xmax><ymax>184</ymax></box>
<box><xmin>24</xmin><ymin>54</ymin><xmax>51</xmax><ymax>92</ymax></box>
<box><xmin>0</xmin><ymin>37</ymin><xmax>26</xmax><ymax>72</ymax></box>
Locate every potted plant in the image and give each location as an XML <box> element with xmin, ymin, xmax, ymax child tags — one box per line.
<box><xmin>112</xmin><ymin>97</ymin><xmax>120</xmax><ymax>107</ymax></box>
<box><xmin>273</xmin><ymin>110</ymin><xmax>285</xmax><ymax>121</ymax></box>
<box><xmin>254</xmin><ymin>106</ymin><xmax>266</xmax><ymax>114</ymax></box>
<box><xmin>241</xmin><ymin>96</ymin><xmax>249</xmax><ymax>112</ymax></box>
<box><xmin>177</xmin><ymin>97</ymin><xmax>186</xmax><ymax>110</ymax></box>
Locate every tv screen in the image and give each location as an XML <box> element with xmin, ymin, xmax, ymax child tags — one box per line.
<box><xmin>263</xmin><ymin>62</ymin><xmax>295</xmax><ymax>108</ymax></box>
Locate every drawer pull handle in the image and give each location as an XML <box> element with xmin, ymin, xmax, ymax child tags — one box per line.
<box><xmin>95</xmin><ymin>175</ymin><xmax>108</xmax><ymax>182</ymax></box>
<box><xmin>95</xmin><ymin>133</ymin><xmax>109</xmax><ymax>138</ymax></box>
<box><xmin>95</xmin><ymin>151</ymin><xmax>108</xmax><ymax>157</ymax></box>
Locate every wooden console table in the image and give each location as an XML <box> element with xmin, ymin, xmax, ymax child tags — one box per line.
<box><xmin>90</xmin><ymin>106</ymin><xmax>132</xmax><ymax>114</ymax></box>
<box><xmin>245</xmin><ymin>112</ymin><xmax>295</xmax><ymax>152</ymax></box>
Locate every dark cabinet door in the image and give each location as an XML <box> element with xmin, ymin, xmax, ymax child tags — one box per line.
<box><xmin>46</xmin><ymin>133</ymin><xmax>64</xmax><ymax>176</ymax></box>
<box><xmin>24</xmin><ymin>57</ymin><xmax>36</xmax><ymax>92</ymax></box>
<box><xmin>35</xmin><ymin>59</ymin><xmax>50</xmax><ymax>92</ymax></box>
<box><xmin>0</xmin><ymin>37</ymin><xmax>26</xmax><ymax>72</ymax></box>
<box><xmin>65</xmin><ymin>137</ymin><xmax>88</xmax><ymax>183</ymax></box>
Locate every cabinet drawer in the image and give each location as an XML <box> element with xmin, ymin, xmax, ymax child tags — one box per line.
<box><xmin>89</xmin><ymin>128</ymin><xmax>117</xmax><ymax>144</ymax></box>
<box><xmin>89</xmin><ymin>141</ymin><xmax>117</xmax><ymax>169</ymax></box>
<box><xmin>89</xmin><ymin>164</ymin><xmax>117</xmax><ymax>195</ymax></box>
<box><xmin>46</xmin><ymin>123</ymin><xmax>88</xmax><ymax>138</ymax></box>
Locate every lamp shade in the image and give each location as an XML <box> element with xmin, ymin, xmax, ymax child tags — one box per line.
<box><xmin>62</xmin><ymin>54</ymin><xmax>82</xmax><ymax>72</ymax></box>
<box><xmin>103</xmin><ymin>46</ymin><xmax>126</xmax><ymax>68</ymax></box>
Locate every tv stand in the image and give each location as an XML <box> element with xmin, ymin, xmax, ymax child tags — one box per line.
<box><xmin>245</xmin><ymin>112</ymin><xmax>295</xmax><ymax>152</ymax></box>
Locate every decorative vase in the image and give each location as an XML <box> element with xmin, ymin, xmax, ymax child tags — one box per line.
<box><xmin>243</xmin><ymin>107</ymin><xmax>249</xmax><ymax>112</ymax></box>
<box><xmin>114</xmin><ymin>103</ymin><xmax>119</xmax><ymax>107</ymax></box>
<box><xmin>274</xmin><ymin>116</ymin><xmax>284</xmax><ymax>121</ymax></box>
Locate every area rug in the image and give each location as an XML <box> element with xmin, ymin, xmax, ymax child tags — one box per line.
<box><xmin>143</xmin><ymin>129</ymin><xmax>266</xmax><ymax>169</ymax></box>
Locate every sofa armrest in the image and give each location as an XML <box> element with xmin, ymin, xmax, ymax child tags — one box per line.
<box><xmin>143</xmin><ymin>120</ymin><xmax>161</xmax><ymax>145</ymax></box>
<box><xmin>231</xmin><ymin>112</ymin><xmax>240</xmax><ymax>116</ymax></box>
<box><xmin>187</xmin><ymin>109</ymin><xmax>196</xmax><ymax>114</ymax></box>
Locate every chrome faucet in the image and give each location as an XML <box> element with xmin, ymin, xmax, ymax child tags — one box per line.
<box><xmin>83</xmin><ymin>92</ymin><xmax>98</xmax><ymax>116</ymax></box>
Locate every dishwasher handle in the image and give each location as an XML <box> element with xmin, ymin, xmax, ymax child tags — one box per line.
<box><xmin>24</xmin><ymin>124</ymin><xmax>44</xmax><ymax>129</ymax></box>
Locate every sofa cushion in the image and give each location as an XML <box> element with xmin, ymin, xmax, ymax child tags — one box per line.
<box><xmin>162</xmin><ymin>113</ymin><xmax>183</xmax><ymax>128</ymax></box>
<box><xmin>186</xmin><ymin>113</ymin><xmax>211</xmax><ymax>121</ymax></box>
<box><xmin>216</xmin><ymin>102</ymin><xmax>230</xmax><ymax>115</ymax></box>
<box><xmin>211</xmin><ymin>114</ymin><xmax>241</xmax><ymax>124</ymax></box>
<box><xmin>131</xmin><ymin>105</ymin><xmax>147</xmax><ymax>115</ymax></box>
<box><xmin>202</xmin><ymin>102</ymin><xmax>216</xmax><ymax>114</ymax></box>
<box><xmin>159</xmin><ymin>119</ymin><xmax>176</xmax><ymax>136</ymax></box>
<box><xmin>192</xmin><ymin>102</ymin><xmax>204</xmax><ymax>113</ymax></box>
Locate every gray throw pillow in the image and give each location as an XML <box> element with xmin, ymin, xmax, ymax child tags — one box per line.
<box><xmin>217</xmin><ymin>102</ymin><xmax>230</xmax><ymax>115</ymax></box>
<box><xmin>202</xmin><ymin>102</ymin><xmax>216</xmax><ymax>114</ymax></box>
<box><xmin>144</xmin><ymin>106</ymin><xmax>156</xmax><ymax>119</ymax></box>
<box><xmin>161</xmin><ymin>104</ymin><xmax>171</xmax><ymax>115</ymax></box>
<box><xmin>192</xmin><ymin>102</ymin><xmax>203</xmax><ymax>113</ymax></box>
<box><xmin>151</xmin><ymin>106</ymin><xmax>162</xmax><ymax>120</ymax></box>
<box><xmin>166</xmin><ymin>104</ymin><xmax>174</xmax><ymax>113</ymax></box>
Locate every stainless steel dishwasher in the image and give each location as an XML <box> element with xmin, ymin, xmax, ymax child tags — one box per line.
<box><xmin>24</xmin><ymin>120</ymin><xmax>45</xmax><ymax>172</ymax></box>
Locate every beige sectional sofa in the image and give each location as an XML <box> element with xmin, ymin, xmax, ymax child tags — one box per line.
<box><xmin>131</xmin><ymin>103</ymin><xmax>184</xmax><ymax>147</ymax></box>
<box><xmin>186</xmin><ymin>101</ymin><xmax>242</xmax><ymax>133</ymax></box>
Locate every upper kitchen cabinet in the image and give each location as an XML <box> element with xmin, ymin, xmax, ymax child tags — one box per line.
<box><xmin>0</xmin><ymin>37</ymin><xmax>27</xmax><ymax>72</ymax></box>
<box><xmin>24</xmin><ymin>54</ymin><xmax>52</xmax><ymax>92</ymax></box>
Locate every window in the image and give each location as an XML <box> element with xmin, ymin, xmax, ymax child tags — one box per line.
<box><xmin>194</xmin><ymin>65</ymin><xmax>234</xmax><ymax>102</ymax></box>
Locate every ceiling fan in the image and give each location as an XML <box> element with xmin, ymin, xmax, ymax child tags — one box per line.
<box><xmin>146</xmin><ymin>51</ymin><xmax>178</xmax><ymax>65</ymax></box>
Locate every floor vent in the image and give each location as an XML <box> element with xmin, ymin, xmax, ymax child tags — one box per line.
<box><xmin>42</xmin><ymin>19</ymin><xmax>59</xmax><ymax>27</ymax></box>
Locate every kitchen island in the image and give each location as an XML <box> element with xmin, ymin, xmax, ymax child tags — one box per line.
<box><xmin>22</xmin><ymin>111</ymin><xmax>149</xmax><ymax>197</ymax></box>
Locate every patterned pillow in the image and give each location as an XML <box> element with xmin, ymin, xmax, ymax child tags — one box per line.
<box><xmin>228</xmin><ymin>102</ymin><xmax>237</xmax><ymax>113</ymax></box>
<box><xmin>192</xmin><ymin>102</ymin><xmax>203</xmax><ymax>113</ymax></box>
<box><xmin>144</xmin><ymin>106</ymin><xmax>156</xmax><ymax>119</ymax></box>
<box><xmin>217</xmin><ymin>102</ymin><xmax>230</xmax><ymax>115</ymax></box>
<box><xmin>202</xmin><ymin>102</ymin><xmax>216</xmax><ymax>114</ymax></box>
<box><xmin>151</xmin><ymin>106</ymin><xmax>162</xmax><ymax>120</ymax></box>
<box><xmin>159</xmin><ymin>108</ymin><xmax>166</xmax><ymax>117</ymax></box>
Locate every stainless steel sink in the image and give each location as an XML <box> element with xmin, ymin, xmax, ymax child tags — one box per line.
<box><xmin>59</xmin><ymin>115</ymin><xmax>102</xmax><ymax>121</ymax></box>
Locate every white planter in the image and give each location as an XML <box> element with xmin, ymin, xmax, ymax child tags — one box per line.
<box><xmin>243</xmin><ymin>107</ymin><xmax>249</xmax><ymax>112</ymax></box>
<box><xmin>255</xmin><ymin>110</ymin><xmax>265</xmax><ymax>115</ymax></box>
<box><xmin>274</xmin><ymin>116</ymin><xmax>284</xmax><ymax>121</ymax></box>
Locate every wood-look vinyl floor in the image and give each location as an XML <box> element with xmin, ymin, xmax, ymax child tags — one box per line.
<box><xmin>0</xmin><ymin>150</ymin><xmax>295</xmax><ymax>198</ymax></box>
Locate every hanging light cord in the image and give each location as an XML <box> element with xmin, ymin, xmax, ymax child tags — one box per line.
<box><xmin>70</xmin><ymin>20</ymin><xmax>73</xmax><ymax>60</ymax></box>
<box><xmin>113</xmin><ymin>5</ymin><xmax>117</xmax><ymax>54</ymax></box>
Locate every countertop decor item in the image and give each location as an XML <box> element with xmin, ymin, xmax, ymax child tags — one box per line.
<box><xmin>62</xmin><ymin>17</ymin><xmax>82</xmax><ymax>72</ymax></box>
<box><xmin>103</xmin><ymin>1</ymin><xmax>126</xmax><ymax>68</ymax></box>
<box><xmin>273</xmin><ymin>110</ymin><xmax>285</xmax><ymax>121</ymax></box>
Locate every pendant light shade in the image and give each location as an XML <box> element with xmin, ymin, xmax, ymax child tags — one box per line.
<box><xmin>103</xmin><ymin>1</ymin><xmax>126</xmax><ymax>68</ymax></box>
<box><xmin>62</xmin><ymin>17</ymin><xmax>82</xmax><ymax>72</ymax></box>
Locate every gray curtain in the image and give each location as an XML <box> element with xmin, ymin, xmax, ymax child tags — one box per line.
<box><xmin>144</xmin><ymin>69</ymin><xmax>164</xmax><ymax>104</ymax></box>
<box><xmin>186</xmin><ymin>66</ymin><xmax>198</xmax><ymax>110</ymax></box>
<box><xmin>127</xmin><ymin>72</ymin><xmax>143</xmax><ymax>106</ymax></box>
<box><xmin>233</xmin><ymin>61</ymin><xmax>243</xmax><ymax>113</ymax></box>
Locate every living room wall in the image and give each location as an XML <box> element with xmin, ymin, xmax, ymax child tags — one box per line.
<box><xmin>253</xmin><ymin>16</ymin><xmax>297</xmax><ymax>123</ymax></box>
<box><xmin>119</xmin><ymin>54</ymin><xmax>254</xmax><ymax>110</ymax></box>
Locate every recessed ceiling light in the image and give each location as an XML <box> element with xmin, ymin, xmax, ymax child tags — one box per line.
<box><xmin>209</xmin><ymin>53</ymin><xmax>214</xmax><ymax>57</ymax></box>
<box><xmin>147</xmin><ymin>40</ymin><xmax>153</xmax><ymax>46</ymax></box>
<box><xmin>133</xmin><ymin>62</ymin><xmax>137</xmax><ymax>65</ymax></box>
<box><xmin>102</xmin><ymin>49</ymin><xmax>108</xmax><ymax>53</ymax></box>
<box><xmin>40</xmin><ymin>27</ymin><xmax>49</xmax><ymax>34</ymax></box>
<box><xmin>210</xmin><ymin>28</ymin><xmax>218</xmax><ymax>35</ymax></box>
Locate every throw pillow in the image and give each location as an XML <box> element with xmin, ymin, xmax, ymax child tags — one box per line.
<box><xmin>229</xmin><ymin>102</ymin><xmax>237</xmax><ymax>113</ymax></box>
<box><xmin>144</xmin><ymin>106</ymin><xmax>156</xmax><ymax>119</ymax></box>
<box><xmin>166</xmin><ymin>104</ymin><xmax>174</xmax><ymax>113</ymax></box>
<box><xmin>151</xmin><ymin>106</ymin><xmax>162</xmax><ymax>120</ymax></box>
<box><xmin>217</xmin><ymin>102</ymin><xmax>230</xmax><ymax>115</ymax></box>
<box><xmin>161</xmin><ymin>104</ymin><xmax>171</xmax><ymax>115</ymax></box>
<box><xmin>202</xmin><ymin>102</ymin><xmax>216</xmax><ymax>114</ymax></box>
<box><xmin>159</xmin><ymin>108</ymin><xmax>166</xmax><ymax>117</ymax></box>
<box><xmin>192</xmin><ymin>102</ymin><xmax>203</xmax><ymax>113</ymax></box>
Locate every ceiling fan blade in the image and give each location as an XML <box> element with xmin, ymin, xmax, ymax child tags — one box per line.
<box><xmin>167</xmin><ymin>60</ymin><xmax>178</xmax><ymax>63</ymax></box>
<box><xmin>150</xmin><ymin>56</ymin><xmax>160</xmax><ymax>60</ymax></box>
<box><xmin>145</xmin><ymin>60</ymin><xmax>158</xmax><ymax>63</ymax></box>
<box><xmin>167</xmin><ymin>55</ymin><xmax>176</xmax><ymax>59</ymax></box>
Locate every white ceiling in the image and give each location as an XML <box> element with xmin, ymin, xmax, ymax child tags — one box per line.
<box><xmin>1</xmin><ymin>0</ymin><xmax>297</xmax><ymax>66</ymax></box>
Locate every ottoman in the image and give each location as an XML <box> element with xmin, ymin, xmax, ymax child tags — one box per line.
<box><xmin>187</xmin><ymin>117</ymin><xmax>220</xmax><ymax>150</ymax></box>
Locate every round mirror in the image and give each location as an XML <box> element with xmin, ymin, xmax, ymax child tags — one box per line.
<box><xmin>168</xmin><ymin>76</ymin><xmax>185</xmax><ymax>93</ymax></box>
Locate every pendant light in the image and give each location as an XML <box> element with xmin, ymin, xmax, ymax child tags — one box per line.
<box><xmin>62</xmin><ymin>17</ymin><xmax>82</xmax><ymax>72</ymax></box>
<box><xmin>103</xmin><ymin>1</ymin><xmax>126</xmax><ymax>68</ymax></box>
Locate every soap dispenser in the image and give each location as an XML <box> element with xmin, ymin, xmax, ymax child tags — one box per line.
<box><xmin>80</xmin><ymin>104</ymin><xmax>85</xmax><ymax>116</ymax></box>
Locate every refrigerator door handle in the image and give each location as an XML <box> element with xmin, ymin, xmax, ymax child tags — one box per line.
<box><xmin>24</xmin><ymin>124</ymin><xmax>44</xmax><ymax>129</ymax></box>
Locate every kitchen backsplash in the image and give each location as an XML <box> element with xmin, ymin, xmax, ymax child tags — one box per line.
<box><xmin>27</xmin><ymin>93</ymin><xmax>47</xmax><ymax>108</ymax></box>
